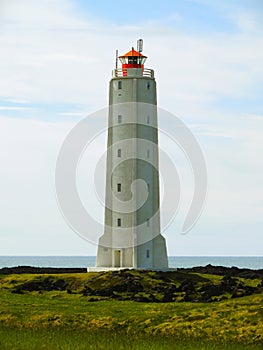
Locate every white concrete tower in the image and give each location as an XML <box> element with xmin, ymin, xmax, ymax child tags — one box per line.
<box><xmin>96</xmin><ymin>40</ymin><xmax>168</xmax><ymax>269</ymax></box>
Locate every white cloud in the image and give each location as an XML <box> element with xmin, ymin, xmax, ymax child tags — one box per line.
<box><xmin>0</xmin><ymin>0</ymin><xmax>262</xmax><ymax>111</ymax></box>
<box><xmin>229</xmin><ymin>11</ymin><xmax>263</xmax><ymax>33</ymax></box>
<box><xmin>0</xmin><ymin>106</ymin><xmax>37</xmax><ymax>111</ymax></box>
<box><xmin>0</xmin><ymin>0</ymin><xmax>84</xmax><ymax>29</ymax></box>
<box><xmin>58</xmin><ymin>111</ymin><xmax>86</xmax><ymax>117</ymax></box>
<box><xmin>244</xmin><ymin>114</ymin><xmax>263</xmax><ymax>121</ymax></box>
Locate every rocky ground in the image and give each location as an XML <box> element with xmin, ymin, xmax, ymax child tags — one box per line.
<box><xmin>178</xmin><ymin>264</ymin><xmax>263</xmax><ymax>279</ymax></box>
<box><xmin>0</xmin><ymin>266</ymin><xmax>87</xmax><ymax>274</ymax></box>
<box><xmin>1</xmin><ymin>265</ymin><xmax>262</xmax><ymax>303</ymax></box>
<box><xmin>1</xmin><ymin>264</ymin><xmax>263</xmax><ymax>278</ymax></box>
<box><xmin>81</xmin><ymin>269</ymin><xmax>263</xmax><ymax>302</ymax></box>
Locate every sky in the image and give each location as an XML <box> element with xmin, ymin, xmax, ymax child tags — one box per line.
<box><xmin>0</xmin><ymin>0</ymin><xmax>263</xmax><ymax>256</ymax></box>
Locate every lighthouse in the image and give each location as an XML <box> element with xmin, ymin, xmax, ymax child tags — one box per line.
<box><xmin>96</xmin><ymin>40</ymin><xmax>168</xmax><ymax>269</ymax></box>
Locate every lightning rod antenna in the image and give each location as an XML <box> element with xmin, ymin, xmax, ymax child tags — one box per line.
<box><xmin>115</xmin><ymin>49</ymin><xmax>118</xmax><ymax>70</ymax></box>
<box><xmin>137</xmin><ymin>39</ymin><xmax>143</xmax><ymax>54</ymax></box>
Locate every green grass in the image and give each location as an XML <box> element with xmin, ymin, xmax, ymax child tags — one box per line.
<box><xmin>0</xmin><ymin>327</ymin><xmax>262</xmax><ymax>350</ymax></box>
<box><xmin>0</xmin><ymin>272</ymin><xmax>262</xmax><ymax>349</ymax></box>
<box><xmin>0</xmin><ymin>273</ymin><xmax>91</xmax><ymax>292</ymax></box>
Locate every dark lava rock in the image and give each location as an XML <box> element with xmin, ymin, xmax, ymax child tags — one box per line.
<box><xmin>12</xmin><ymin>277</ymin><xmax>68</xmax><ymax>293</ymax></box>
<box><xmin>82</xmin><ymin>270</ymin><xmax>220</xmax><ymax>303</ymax></box>
<box><xmin>6</xmin><ymin>266</ymin><xmax>263</xmax><ymax>303</ymax></box>
<box><xmin>162</xmin><ymin>291</ymin><xmax>175</xmax><ymax>302</ymax></box>
<box><xmin>0</xmin><ymin>266</ymin><xmax>86</xmax><ymax>275</ymax></box>
<box><xmin>231</xmin><ymin>285</ymin><xmax>258</xmax><ymax>299</ymax></box>
<box><xmin>182</xmin><ymin>292</ymin><xmax>199</xmax><ymax>302</ymax></box>
<box><xmin>177</xmin><ymin>279</ymin><xmax>196</xmax><ymax>293</ymax></box>
<box><xmin>131</xmin><ymin>293</ymin><xmax>157</xmax><ymax>302</ymax></box>
<box><xmin>219</xmin><ymin>276</ymin><xmax>238</xmax><ymax>292</ymax></box>
<box><xmin>199</xmin><ymin>284</ymin><xmax>223</xmax><ymax>297</ymax></box>
<box><xmin>127</xmin><ymin>280</ymin><xmax>144</xmax><ymax>293</ymax></box>
<box><xmin>82</xmin><ymin>269</ymin><xmax>144</xmax><ymax>297</ymax></box>
<box><xmin>82</xmin><ymin>286</ymin><xmax>93</xmax><ymax>296</ymax></box>
<box><xmin>257</xmin><ymin>279</ymin><xmax>263</xmax><ymax>288</ymax></box>
<box><xmin>178</xmin><ymin>264</ymin><xmax>263</xmax><ymax>279</ymax></box>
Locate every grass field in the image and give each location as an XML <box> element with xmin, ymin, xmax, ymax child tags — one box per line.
<box><xmin>1</xmin><ymin>327</ymin><xmax>262</xmax><ymax>350</ymax></box>
<box><xmin>0</xmin><ymin>272</ymin><xmax>262</xmax><ymax>349</ymax></box>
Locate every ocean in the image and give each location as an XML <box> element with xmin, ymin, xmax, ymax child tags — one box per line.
<box><xmin>0</xmin><ymin>256</ymin><xmax>263</xmax><ymax>270</ymax></box>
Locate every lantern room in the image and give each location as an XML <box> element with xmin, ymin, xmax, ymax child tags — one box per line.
<box><xmin>113</xmin><ymin>40</ymin><xmax>154</xmax><ymax>78</ymax></box>
<box><xmin>119</xmin><ymin>47</ymin><xmax>147</xmax><ymax>70</ymax></box>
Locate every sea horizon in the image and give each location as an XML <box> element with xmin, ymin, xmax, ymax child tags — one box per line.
<box><xmin>1</xmin><ymin>255</ymin><xmax>263</xmax><ymax>270</ymax></box>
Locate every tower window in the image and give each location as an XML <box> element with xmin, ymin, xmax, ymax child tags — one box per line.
<box><xmin>118</xmin><ymin>115</ymin><xmax>122</xmax><ymax>123</ymax></box>
<box><xmin>147</xmin><ymin>149</ymin><xmax>150</xmax><ymax>158</ymax></box>
<box><xmin>146</xmin><ymin>249</ymin><xmax>150</xmax><ymax>258</ymax></box>
<box><xmin>147</xmin><ymin>116</ymin><xmax>150</xmax><ymax>124</ymax></box>
<box><xmin>147</xmin><ymin>218</ymin><xmax>150</xmax><ymax>227</ymax></box>
<box><xmin>118</xmin><ymin>81</ymin><xmax>122</xmax><ymax>89</ymax></box>
<box><xmin>128</xmin><ymin>57</ymin><xmax>138</xmax><ymax>64</ymax></box>
<box><xmin>147</xmin><ymin>82</ymin><xmax>150</xmax><ymax>90</ymax></box>
<box><xmin>117</xmin><ymin>218</ymin><xmax>121</xmax><ymax>227</ymax></box>
<box><xmin>117</xmin><ymin>149</ymin><xmax>121</xmax><ymax>157</ymax></box>
<box><xmin>117</xmin><ymin>183</ymin><xmax>121</xmax><ymax>192</ymax></box>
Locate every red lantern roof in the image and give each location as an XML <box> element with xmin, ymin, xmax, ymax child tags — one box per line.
<box><xmin>119</xmin><ymin>48</ymin><xmax>147</xmax><ymax>59</ymax></box>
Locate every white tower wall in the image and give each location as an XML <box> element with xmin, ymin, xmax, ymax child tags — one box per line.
<box><xmin>96</xmin><ymin>65</ymin><xmax>168</xmax><ymax>269</ymax></box>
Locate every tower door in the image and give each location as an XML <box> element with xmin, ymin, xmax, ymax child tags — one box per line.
<box><xmin>114</xmin><ymin>250</ymin><xmax>121</xmax><ymax>267</ymax></box>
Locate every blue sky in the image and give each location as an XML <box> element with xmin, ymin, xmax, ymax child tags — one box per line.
<box><xmin>0</xmin><ymin>0</ymin><xmax>263</xmax><ymax>256</ymax></box>
<box><xmin>72</xmin><ymin>0</ymin><xmax>259</xmax><ymax>34</ymax></box>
